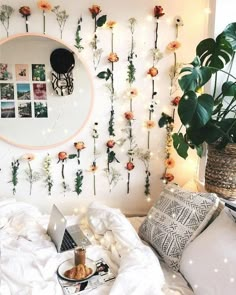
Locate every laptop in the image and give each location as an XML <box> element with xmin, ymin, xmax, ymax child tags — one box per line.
<box><xmin>47</xmin><ymin>204</ymin><xmax>91</xmax><ymax>253</ymax></box>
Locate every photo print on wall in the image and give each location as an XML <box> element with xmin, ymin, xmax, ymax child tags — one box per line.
<box><xmin>0</xmin><ymin>83</ymin><xmax>14</xmax><ymax>100</ymax></box>
<box><xmin>17</xmin><ymin>101</ymin><xmax>32</xmax><ymax>118</ymax></box>
<box><xmin>33</xmin><ymin>83</ymin><xmax>47</xmax><ymax>100</ymax></box>
<box><xmin>16</xmin><ymin>83</ymin><xmax>31</xmax><ymax>100</ymax></box>
<box><xmin>1</xmin><ymin>101</ymin><xmax>15</xmax><ymax>118</ymax></box>
<box><xmin>0</xmin><ymin>64</ymin><xmax>12</xmax><ymax>80</ymax></box>
<box><xmin>15</xmin><ymin>64</ymin><xmax>29</xmax><ymax>81</ymax></box>
<box><xmin>34</xmin><ymin>101</ymin><xmax>48</xmax><ymax>118</ymax></box>
<box><xmin>32</xmin><ymin>64</ymin><xmax>46</xmax><ymax>81</ymax></box>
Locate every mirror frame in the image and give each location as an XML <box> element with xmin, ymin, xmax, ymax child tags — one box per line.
<box><xmin>0</xmin><ymin>33</ymin><xmax>94</xmax><ymax>149</ymax></box>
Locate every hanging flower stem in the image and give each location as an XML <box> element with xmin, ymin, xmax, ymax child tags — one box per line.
<box><xmin>43</xmin><ymin>11</ymin><xmax>45</xmax><ymax>34</ymax></box>
<box><xmin>11</xmin><ymin>159</ymin><xmax>20</xmax><ymax>195</ymax></box>
<box><xmin>25</xmin><ymin>15</ymin><xmax>29</xmax><ymax>32</ymax></box>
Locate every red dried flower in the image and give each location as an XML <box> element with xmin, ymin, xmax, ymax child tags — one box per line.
<box><xmin>162</xmin><ymin>173</ymin><xmax>174</xmax><ymax>182</ymax></box>
<box><xmin>89</xmin><ymin>5</ymin><xmax>101</xmax><ymax>18</ymax></box>
<box><xmin>106</xmin><ymin>140</ymin><xmax>115</xmax><ymax>148</ymax></box>
<box><xmin>58</xmin><ymin>151</ymin><xmax>68</xmax><ymax>161</ymax></box>
<box><xmin>154</xmin><ymin>6</ymin><xmax>165</xmax><ymax>19</ymax></box>
<box><xmin>171</xmin><ymin>96</ymin><xmax>181</xmax><ymax>106</ymax></box>
<box><xmin>126</xmin><ymin>162</ymin><xmax>135</xmax><ymax>171</ymax></box>
<box><xmin>19</xmin><ymin>6</ymin><xmax>31</xmax><ymax>17</ymax></box>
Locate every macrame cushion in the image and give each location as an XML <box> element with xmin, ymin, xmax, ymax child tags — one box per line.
<box><xmin>138</xmin><ymin>184</ymin><xmax>219</xmax><ymax>271</ymax></box>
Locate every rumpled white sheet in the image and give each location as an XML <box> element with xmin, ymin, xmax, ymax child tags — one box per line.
<box><xmin>0</xmin><ymin>199</ymin><xmax>165</xmax><ymax>295</ymax></box>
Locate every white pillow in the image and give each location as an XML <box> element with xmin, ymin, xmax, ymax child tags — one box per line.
<box><xmin>180</xmin><ymin>209</ymin><xmax>236</xmax><ymax>295</ymax></box>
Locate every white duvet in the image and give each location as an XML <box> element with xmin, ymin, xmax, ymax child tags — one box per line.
<box><xmin>0</xmin><ymin>199</ymin><xmax>165</xmax><ymax>295</ymax></box>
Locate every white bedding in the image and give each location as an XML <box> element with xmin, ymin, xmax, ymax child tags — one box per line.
<box><xmin>0</xmin><ymin>199</ymin><xmax>166</xmax><ymax>295</ymax></box>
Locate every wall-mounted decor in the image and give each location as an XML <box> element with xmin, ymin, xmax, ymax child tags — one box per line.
<box><xmin>0</xmin><ymin>33</ymin><xmax>93</xmax><ymax>148</ymax></box>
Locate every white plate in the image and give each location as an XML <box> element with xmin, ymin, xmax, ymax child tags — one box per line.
<box><xmin>57</xmin><ymin>258</ymin><xmax>97</xmax><ymax>282</ymax></box>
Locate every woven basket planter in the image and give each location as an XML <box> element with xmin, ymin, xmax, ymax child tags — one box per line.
<box><xmin>205</xmin><ymin>144</ymin><xmax>236</xmax><ymax>199</ymax></box>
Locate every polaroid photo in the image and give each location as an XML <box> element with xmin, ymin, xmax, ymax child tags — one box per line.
<box><xmin>1</xmin><ymin>101</ymin><xmax>15</xmax><ymax>118</ymax></box>
<box><xmin>32</xmin><ymin>64</ymin><xmax>46</xmax><ymax>81</ymax></box>
<box><xmin>17</xmin><ymin>101</ymin><xmax>32</xmax><ymax>118</ymax></box>
<box><xmin>33</xmin><ymin>83</ymin><xmax>47</xmax><ymax>100</ymax></box>
<box><xmin>34</xmin><ymin>101</ymin><xmax>48</xmax><ymax>118</ymax></box>
<box><xmin>15</xmin><ymin>64</ymin><xmax>29</xmax><ymax>81</ymax></box>
<box><xmin>0</xmin><ymin>63</ymin><xmax>12</xmax><ymax>80</ymax></box>
<box><xmin>0</xmin><ymin>83</ymin><xmax>14</xmax><ymax>100</ymax></box>
<box><xmin>16</xmin><ymin>83</ymin><xmax>31</xmax><ymax>100</ymax></box>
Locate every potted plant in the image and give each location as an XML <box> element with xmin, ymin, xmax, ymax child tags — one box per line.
<box><xmin>173</xmin><ymin>22</ymin><xmax>236</xmax><ymax>198</ymax></box>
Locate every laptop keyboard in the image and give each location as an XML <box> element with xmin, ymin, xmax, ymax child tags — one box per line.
<box><xmin>60</xmin><ymin>229</ymin><xmax>77</xmax><ymax>252</ymax></box>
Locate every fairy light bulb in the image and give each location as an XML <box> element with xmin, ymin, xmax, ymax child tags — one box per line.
<box><xmin>204</xmin><ymin>7</ymin><xmax>211</xmax><ymax>14</ymax></box>
<box><xmin>146</xmin><ymin>15</ymin><xmax>153</xmax><ymax>22</ymax></box>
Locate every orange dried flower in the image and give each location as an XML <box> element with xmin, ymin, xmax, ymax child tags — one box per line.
<box><xmin>106</xmin><ymin>20</ymin><xmax>117</xmax><ymax>29</ymax></box>
<box><xmin>108</xmin><ymin>52</ymin><xmax>119</xmax><ymax>62</ymax></box>
<box><xmin>124</xmin><ymin>111</ymin><xmax>134</xmax><ymax>120</ymax></box>
<box><xmin>89</xmin><ymin>5</ymin><xmax>101</xmax><ymax>18</ymax></box>
<box><xmin>147</xmin><ymin>67</ymin><xmax>158</xmax><ymax>77</ymax></box>
<box><xmin>89</xmin><ymin>164</ymin><xmax>98</xmax><ymax>172</ymax></box>
<box><xmin>165</xmin><ymin>158</ymin><xmax>175</xmax><ymax>169</ymax></box>
<box><xmin>37</xmin><ymin>0</ymin><xmax>52</xmax><ymax>12</ymax></box>
<box><xmin>22</xmin><ymin>153</ymin><xmax>35</xmax><ymax>161</ymax></box>
<box><xmin>167</xmin><ymin>41</ymin><xmax>181</xmax><ymax>51</ymax></box>
<box><xmin>58</xmin><ymin>151</ymin><xmax>68</xmax><ymax>161</ymax></box>
<box><xmin>144</xmin><ymin>120</ymin><xmax>156</xmax><ymax>129</ymax></box>
<box><xmin>19</xmin><ymin>6</ymin><xmax>31</xmax><ymax>17</ymax></box>
<box><xmin>74</xmin><ymin>141</ymin><xmax>85</xmax><ymax>150</ymax></box>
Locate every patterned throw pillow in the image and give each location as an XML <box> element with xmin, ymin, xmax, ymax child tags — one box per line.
<box><xmin>138</xmin><ymin>184</ymin><xmax>219</xmax><ymax>271</ymax></box>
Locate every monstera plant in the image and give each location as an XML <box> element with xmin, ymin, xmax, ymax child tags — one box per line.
<box><xmin>173</xmin><ymin>22</ymin><xmax>236</xmax><ymax>159</ymax></box>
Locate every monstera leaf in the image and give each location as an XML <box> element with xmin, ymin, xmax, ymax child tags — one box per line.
<box><xmin>178</xmin><ymin>91</ymin><xmax>214</xmax><ymax>129</ymax></box>
<box><xmin>178</xmin><ymin>56</ymin><xmax>212</xmax><ymax>92</ymax></box>
<box><xmin>196</xmin><ymin>37</ymin><xmax>233</xmax><ymax>71</ymax></box>
<box><xmin>220</xmin><ymin>22</ymin><xmax>236</xmax><ymax>50</ymax></box>
<box><xmin>172</xmin><ymin>133</ymin><xmax>189</xmax><ymax>159</ymax></box>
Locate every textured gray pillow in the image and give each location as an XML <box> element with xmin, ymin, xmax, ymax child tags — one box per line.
<box><xmin>139</xmin><ymin>184</ymin><xmax>219</xmax><ymax>271</ymax></box>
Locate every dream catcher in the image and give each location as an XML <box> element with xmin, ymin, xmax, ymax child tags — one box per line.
<box><xmin>50</xmin><ymin>48</ymin><xmax>75</xmax><ymax>96</ymax></box>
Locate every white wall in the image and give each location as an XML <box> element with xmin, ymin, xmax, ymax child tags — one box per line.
<box><xmin>0</xmin><ymin>0</ymin><xmax>211</xmax><ymax>215</ymax></box>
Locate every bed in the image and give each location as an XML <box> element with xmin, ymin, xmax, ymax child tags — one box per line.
<box><xmin>0</xmin><ymin>184</ymin><xmax>235</xmax><ymax>295</ymax></box>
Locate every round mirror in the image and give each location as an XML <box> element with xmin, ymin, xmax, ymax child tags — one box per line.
<box><xmin>0</xmin><ymin>33</ymin><xmax>93</xmax><ymax>149</ymax></box>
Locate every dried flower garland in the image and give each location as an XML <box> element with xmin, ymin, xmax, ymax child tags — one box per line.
<box><xmin>75</xmin><ymin>16</ymin><xmax>84</xmax><ymax>52</ymax></box>
<box><xmin>10</xmin><ymin>159</ymin><xmax>20</xmax><ymax>195</ymax></box>
<box><xmin>37</xmin><ymin>0</ymin><xmax>52</xmax><ymax>34</ymax></box>
<box><xmin>97</xmin><ymin>20</ymin><xmax>118</xmax><ymax>137</ymax></box>
<box><xmin>52</xmin><ymin>5</ymin><xmax>69</xmax><ymax>39</ymax></box>
<box><xmin>123</xmin><ymin>18</ymin><xmax>138</xmax><ymax>194</ymax></box>
<box><xmin>0</xmin><ymin>5</ymin><xmax>14</xmax><ymax>37</ymax></box>
<box><xmin>43</xmin><ymin>154</ymin><xmax>53</xmax><ymax>195</ymax></box>
<box><xmin>145</xmin><ymin>6</ymin><xmax>165</xmax><ymax>149</ymax></box>
<box><xmin>91</xmin><ymin>122</ymin><xmax>99</xmax><ymax>195</ymax></box>
<box><xmin>22</xmin><ymin>153</ymin><xmax>40</xmax><ymax>196</ymax></box>
<box><xmin>159</xmin><ymin>15</ymin><xmax>184</xmax><ymax>184</ymax></box>
<box><xmin>74</xmin><ymin>141</ymin><xmax>85</xmax><ymax>195</ymax></box>
<box><xmin>88</xmin><ymin>4</ymin><xmax>107</xmax><ymax>70</ymax></box>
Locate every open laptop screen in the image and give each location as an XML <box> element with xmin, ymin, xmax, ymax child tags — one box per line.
<box><xmin>47</xmin><ymin>205</ymin><xmax>67</xmax><ymax>252</ymax></box>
